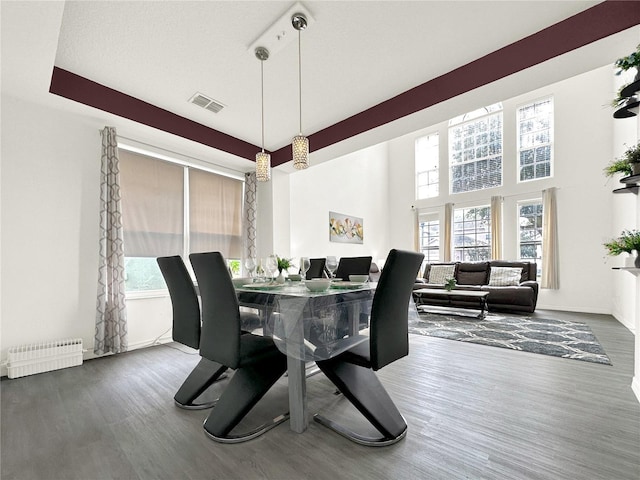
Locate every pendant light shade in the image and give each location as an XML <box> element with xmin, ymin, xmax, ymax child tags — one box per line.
<box><xmin>292</xmin><ymin>134</ymin><xmax>308</xmax><ymax>169</ymax></box>
<box><xmin>292</xmin><ymin>13</ymin><xmax>309</xmax><ymax>170</ymax></box>
<box><xmin>255</xmin><ymin>46</ymin><xmax>271</xmax><ymax>182</ymax></box>
<box><xmin>256</xmin><ymin>151</ymin><xmax>271</xmax><ymax>181</ymax></box>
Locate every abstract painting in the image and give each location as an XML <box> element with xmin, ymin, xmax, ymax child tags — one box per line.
<box><xmin>329</xmin><ymin>212</ymin><xmax>363</xmax><ymax>244</ymax></box>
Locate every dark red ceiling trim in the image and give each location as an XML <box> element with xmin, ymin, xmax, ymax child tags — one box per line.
<box><xmin>49</xmin><ymin>67</ymin><xmax>260</xmax><ymax>160</ymax></box>
<box><xmin>50</xmin><ymin>1</ymin><xmax>640</xmax><ymax>167</ymax></box>
<box><xmin>270</xmin><ymin>0</ymin><xmax>640</xmax><ymax>165</ymax></box>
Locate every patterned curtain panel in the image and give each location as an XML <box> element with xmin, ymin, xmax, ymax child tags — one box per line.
<box><xmin>242</xmin><ymin>172</ymin><xmax>257</xmax><ymax>273</ymax></box>
<box><xmin>541</xmin><ymin>187</ymin><xmax>559</xmax><ymax>289</ymax></box>
<box><xmin>491</xmin><ymin>195</ymin><xmax>503</xmax><ymax>260</ymax></box>
<box><xmin>95</xmin><ymin>127</ymin><xmax>128</xmax><ymax>355</ymax></box>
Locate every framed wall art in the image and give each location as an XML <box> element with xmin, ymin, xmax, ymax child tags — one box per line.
<box><xmin>329</xmin><ymin>212</ymin><xmax>363</xmax><ymax>244</ymax></box>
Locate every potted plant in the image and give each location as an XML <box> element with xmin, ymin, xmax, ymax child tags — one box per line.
<box><xmin>275</xmin><ymin>256</ymin><xmax>294</xmax><ymax>283</ymax></box>
<box><xmin>622</xmin><ymin>142</ymin><xmax>640</xmax><ymax>176</ymax></box>
<box><xmin>611</xmin><ymin>85</ymin><xmax>630</xmax><ymax>109</ymax></box>
<box><xmin>604</xmin><ymin>142</ymin><xmax>640</xmax><ymax>178</ymax></box>
<box><xmin>604</xmin><ymin>229</ymin><xmax>640</xmax><ymax>268</ymax></box>
<box><xmin>604</xmin><ymin>158</ymin><xmax>633</xmax><ymax>178</ymax></box>
<box><xmin>611</xmin><ymin>45</ymin><xmax>640</xmax><ymax>112</ymax></box>
<box><xmin>444</xmin><ymin>278</ymin><xmax>456</xmax><ymax>291</ymax></box>
<box><xmin>614</xmin><ymin>44</ymin><xmax>640</xmax><ymax>77</ymax></box>
<box><xmin>277</xmin><ymin>256</ymin><xmax>293</xmax><ymax>273</ymax></box>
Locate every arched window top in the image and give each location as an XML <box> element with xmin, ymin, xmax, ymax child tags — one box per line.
<box><xmin>449</xmin><ymin>102</ymin><xmax>503</xmax><ymax>126</ymax></box>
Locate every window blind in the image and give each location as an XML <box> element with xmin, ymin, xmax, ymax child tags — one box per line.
<box><xmin>119</xmin><ymin>150</ymin><xmax>184</xmax><ymax>257</ymax></box>
<box><xmin>189</xmin><ymin>168</ymin><xmax>243</xmax><ymax>257</ymax></box>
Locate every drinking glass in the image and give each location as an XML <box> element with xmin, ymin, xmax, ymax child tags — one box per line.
<box><xmin>256</xmin><ymin>258</ymin><xmax>266</xmax><ymax>282</ymax></box>
<box><xmin>326</xmin><ymin>256</ymin><xmax>338</xmax><ymax>279</ymax></box>
<box><xmin>244</xmin><ymin>257</ymin><xmax>256</xmax><ymax>278</ymax></box>
<box><xmin>265</xmin><ymin>254</ymin><xmax>278</xmax><ymax>282</ymax></box>
<box><xmin>300</xmin><ymin>257</ymin><xmax>310</xmax><ymax>281</ymax></box>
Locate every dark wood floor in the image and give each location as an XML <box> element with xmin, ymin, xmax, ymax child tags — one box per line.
<box><xmin>2</xmin><ymin>310</ymin><xmax>639</xmax><ymax>480</ymax></box>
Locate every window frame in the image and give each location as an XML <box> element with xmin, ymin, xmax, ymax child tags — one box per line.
<box><xmin>452</xmin><ymin>205</ymin><xmax>492</xmax><ymax>262</ymax></box>
<box><xmin>448</xmin><ymin>104</ymin><xmax>503</xmax><ymax>195</ymax></box>
<box><xmin>516</xmin><ymin>96</ymin><xmax>554</xmax><ymax>183</ymax></box>
<box><xmin>118</xmin><ymin>142</ymin><xmax>245</xmax><ymax>297</ymax></box>
<box><xmin>517</xmin><ymin>199</ymin><xmax>543</xmax><ymax>279</ymax></box>
<box><xmin>418</xmin><ymin>213</ymin><xmax>440</xmax><ymax>263</ymax></box>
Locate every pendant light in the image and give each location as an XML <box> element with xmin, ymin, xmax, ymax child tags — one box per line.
<box><xmin>291</xmin><ymin>13</ymin><xmax>309</xmax><ymax>170</ymax></box>
<box><xmin>255</xmin><ymin>46</ymin><xmax>271</xmax><ymax>182</ymax></box>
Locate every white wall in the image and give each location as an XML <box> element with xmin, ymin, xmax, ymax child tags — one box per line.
<box><xmin>1</xmin><ymin>94</ymin><xmax>212</xmax><ymax>369</ymax></box>
<box><xmin>388</xmin><ymin>66</ymin><xmax>617</xmax><ymax>313</ymax></box>
<box><xmin>1</xmin><ymin>95</ymin><xmax>103</xmax><ymax>363</ymax></box>
<box><xmin>286</xmin><ymin>142</ymin><xmax>391</xmax><ymax>264</ymax></box>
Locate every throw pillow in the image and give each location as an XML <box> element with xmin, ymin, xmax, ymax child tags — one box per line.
<box><xmin>488</xmin><ymin>267</ymin><xmax>523</xmax><ymax>286</ymax></box>
<box><xmin>428</xmin><ymin>264</ymin><xmax>456</xmax><ymax>284</ymax></box>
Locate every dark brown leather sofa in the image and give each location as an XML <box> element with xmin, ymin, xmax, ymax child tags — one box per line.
<box><xmin>413</xmin><ymin>261</ymin><xmax>539</xmax><ymax>313</ymax></box>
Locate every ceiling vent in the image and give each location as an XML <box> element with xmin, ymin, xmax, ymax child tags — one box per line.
<box><xmin>189</xmin><ymin>92</ymin><xmax>225</xmax><ymax>113</ymax></box>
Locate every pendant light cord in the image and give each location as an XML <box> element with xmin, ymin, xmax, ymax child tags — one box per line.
<box><xmin>298</xmin><ymin>28</ymin><xmax>302</xmax><ymax>135</ymax></box>
<box><xmin>261</xmin><ymin>58</ymin><xmax>265</xmax><ymax>152</ymax></box>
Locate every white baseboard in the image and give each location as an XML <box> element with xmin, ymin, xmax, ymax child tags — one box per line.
<box><xmin>633</xmin><ymin>377</ymin><xmax>640</xmax><ymax>404</ymax></box>
<box><xmin>536</xmin><ymin>304</ymin><xmax>611</xmax><ymax>315</ymax></box>
<box><xmin>1</xmin><ymin>335</ymin><xmax>174</xmax><ymax>378</ymax></box>
<box><xmin>612</xmin><ymin>314</ymin><xmax>636</xmax><ymax>334</ymax></box>
<box><xmin>83</xmin><ymin>335</ymin><xmax>174</xmax><ymax>361</ymax></box>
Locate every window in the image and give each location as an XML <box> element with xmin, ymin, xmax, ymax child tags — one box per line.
<box><xmin>517</xmin><ymin>98</ymin><xmax>553</xmax><ymax>182</ymax></box>
<box><xmin>419</xmin><ymin>214</ymin><xmax>440</xmax><ymax>262</ymax></box>
<box><xmin>518</xmin><ymin>201</ymin><xmax>543</xmax><ymax>278</ymax></box>
<box><xmin>415</xmin><ymin>133</ymin><xmax>439</xmax><ymax>199</ymax></box>
<box><xmin>119</xmin><ymin>149</ymin><xmax>243</xmax><ymax>292</ymax></box>
<box><xmin>449</xmin><ymin>103</ymin><xmax>503</xmax><ymax>194</ymax></box>
<box><xmin>453</xmin><ymin>205</ymin><xmax>491</xmax><ymax>261</ymax></box>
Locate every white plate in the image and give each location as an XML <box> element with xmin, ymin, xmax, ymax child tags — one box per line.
<box><xmin>240</xmin><ymin>283</ymin><xmax>282</xmax><ymax>291</ymax></box>
<box><xmin>330</xmin><ymin>281</ymin><xmax>367</xmax><ymax>289</ymax></box>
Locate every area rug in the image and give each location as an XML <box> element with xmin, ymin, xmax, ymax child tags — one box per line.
<box><xmin>408</xmin><ymin>311</ymin><xmax>612</xmax><ymax>365</ymax></box>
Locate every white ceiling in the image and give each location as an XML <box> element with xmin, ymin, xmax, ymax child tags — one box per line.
<box><xmin>2</xmin><ymin>1</ymin><xmax>639</xmax><ymax>173</ymax></box>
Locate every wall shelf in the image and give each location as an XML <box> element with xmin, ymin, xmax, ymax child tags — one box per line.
<box><xmin>613</xmin><ymin>174</ymin><xmax>640</xmax><ymax>194</ymax></box>
<box><xmin>612</xmin><ymin>267</ymin><xmax>640</xmax><ymax>274</ymax></box>
<box><xmin>620</xmin><ymin>78</ymin><xmax>640</xmax><ymax>98</ymax></box>
<box><xmin>613</xmin><ymin>100</ymin><xmax>639</xmax><ymax>119</ymax></box>
<box><xmin>613</xmin><ymin>186</ymin><xmax>639</xmax><ymax>194</ymax></box>
<box><xmin>613</xmin><ymin>77</ymin><xmax>639</xmax><ymax>119</ymax></box>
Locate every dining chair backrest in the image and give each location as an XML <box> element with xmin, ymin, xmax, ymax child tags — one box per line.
<box><xmin>334</xmin><ymin>256</ymin><xmax>372</xmax><ymax>281</ymax></box>
<box><xmin>157</xmin><ymin>255</ymin><xmax>201</xmax><ymax>350</ymax></box>
<box><xmin>189</xmin><ymin>252</ymin><xmax>242</xmax><ymax>369</ymax></box>
<box><xmin>306</xmin><ymin>257</ymin><xmax>327</xmax><ymax>280</ymax></box>
<box><xmin>369</xmin><ymin>249</ymin><xmax>424</xmax><ymax>371</ymax></box>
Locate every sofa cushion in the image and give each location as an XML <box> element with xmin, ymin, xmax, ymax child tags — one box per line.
<box><xmin>427</xmin><ymin>264</ymin><xmax>456</xmax><ymax>284</ymax></box>
<box><xmin>488</xmin><ymin>266</ymin><xmax>523</xmax><ymax>286</ymax></box>
<box><xmin>489</xmin><ymin>261</ymin><xmax>534</xmax><ymax>283</ymax></box>
<box><xmin>456</xmin><ymin>262</ymin><xmax>489</xmax><ymax>285</ymax></box>
<box><xmin>481</xmin><ymin>285</ymin><xmax>535</xmax><ymax>307</ymax></box>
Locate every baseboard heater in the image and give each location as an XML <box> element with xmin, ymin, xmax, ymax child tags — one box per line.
<box><xmin>7</xmin><ymin>338</ymin><xmax>83</xmax><ymax>379</ymax></box>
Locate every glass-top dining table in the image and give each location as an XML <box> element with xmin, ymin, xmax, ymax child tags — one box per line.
<box><xmin>236</xmin><ymin>280</ymin><xmax>378</xmax><ymax>433</ymax></box>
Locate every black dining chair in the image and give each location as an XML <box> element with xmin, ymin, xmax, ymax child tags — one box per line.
<box><xmin>190</xmin><ymin>251</ymin><xmax>289</xmax><ymax>443</ymax></box>
<box><xmin>334</xmin><ymin>256</ymin><xmax>372</xmax><ymax>281</ymax></box>
<box><xmin>313</xmin><ymin>249</ymin><xmax>424</xmax><ymax>446</ymax></box>
<box><xmin>327</xmin><ymin>256</ymin><xmax>373</xmax><ymax>336</ymax></box>
<box><xmin>157</xmin><ymin>255</ymin><xmax>229</xmax><ymax>410</ymax></box>
<box><xmin>305</xmin><ymin>257</ymin><xmax>327</xmax><ymax>279</ymax></box>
